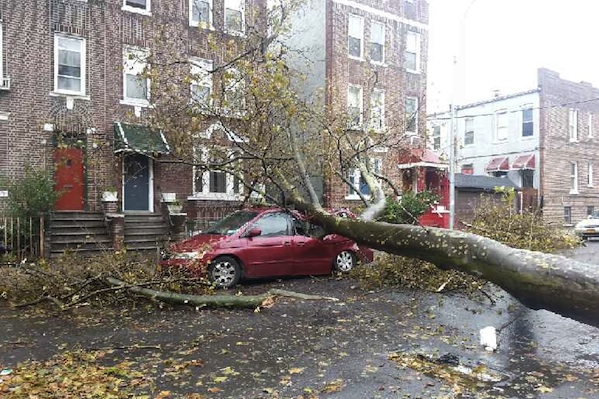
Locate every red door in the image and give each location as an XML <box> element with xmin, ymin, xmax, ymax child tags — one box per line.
<box><xmin>54</xmin><ymin>147</ymin><xmax>85</xmax><ymax>211</ymax></box>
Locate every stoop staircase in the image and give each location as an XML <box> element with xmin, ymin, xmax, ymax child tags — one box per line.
<box><xmin>49</xmin><ymin>212</ymin><xmax>112</xmax><ymax>257</ymax></box>
<box><xmin>49</xmin><ymin>212</ymin><xmax>170</xmax><ymax>257</ymax></box>
<box><xmin>123</xmin><ymin>212</ymin><xmax>169</xmax><ymax>251</ymax></box>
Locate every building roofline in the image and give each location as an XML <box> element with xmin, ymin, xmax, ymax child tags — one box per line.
<box><xmin>456</xmin><ymin>88</ymin><xmax>541</xmax><ymax>110</ymax></box>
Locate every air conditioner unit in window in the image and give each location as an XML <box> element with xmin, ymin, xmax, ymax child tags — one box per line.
<box><xmin>0</xmin><ymin>77</ymin><xmax>10</xmax><ymax>90</ymax></box>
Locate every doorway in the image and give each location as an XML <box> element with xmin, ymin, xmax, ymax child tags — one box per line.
<box><xmin>123</xmin><ymin>153</ymin><xmax>152</xmax><ymax>212</ymax></box>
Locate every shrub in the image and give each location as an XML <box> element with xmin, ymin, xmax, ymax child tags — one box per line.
<box><xmin>376</xmin><ymin>191</ymin><xmax>440</xmax><ymax>225</ymax></box>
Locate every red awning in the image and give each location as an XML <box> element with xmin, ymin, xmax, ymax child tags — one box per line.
<box><xmin>511</xmin><ymin>154</ymin><xmax>535</xmax><ymax>170</ymax></box>
<box><xmin>397</xmin><ymin>148</ymin><xmax>448</xmax><ymax>169</ymax></box>
<box><xmin>485</xmin><ymin>156</ymin><xmax>510</xmax><ymax>172</ymax></box>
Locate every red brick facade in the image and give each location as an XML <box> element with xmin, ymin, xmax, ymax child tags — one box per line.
<box><xmin>538</xmin><ymin>68</ymin><xmax>599</xmax><ymax>225</ymax></box>
<box><xmin>0</xmin><ymin>0</ymin><xmax>260</xmax><ymax>221</ymax></box>
<box><xmin>323</xmin><ymin>0</ymin><xmax>429</xmax><ymax>209</ymax></box>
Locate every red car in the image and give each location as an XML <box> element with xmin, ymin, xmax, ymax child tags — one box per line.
<box><xmin>160</xmin><ymin>208</ymin><xmax>374</xmax><ymax>288</ymax></box>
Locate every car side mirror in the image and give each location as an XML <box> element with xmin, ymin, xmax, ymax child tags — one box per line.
<box><xmin>246</xmin><ymin>228</ymin><xmax>262</xmax><ymax>238</ymax></box>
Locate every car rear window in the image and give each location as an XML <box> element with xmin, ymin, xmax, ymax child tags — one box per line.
<box><xmin>204</xmin><ymin>210</ymin><xmax>260</xmax><ymax>235</ymax></box>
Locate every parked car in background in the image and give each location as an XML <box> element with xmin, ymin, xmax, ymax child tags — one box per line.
<box><xmin>574</xmin><ymin>212</ymin><xmax>599</xmax><ymax>240</ymax></box>
<box><xmin>160</xmin><ymin>207</ymin><xmax>374</xmax><ymax>288</ymax></box>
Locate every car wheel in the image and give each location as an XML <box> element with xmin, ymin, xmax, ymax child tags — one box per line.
<box><xmin>209</xmin><ymin>256</ymin><xmax>242</xmax><ymax>288</ymax></box>
<box><xmin>334</xmin><ymin>250</ymin><xmax>356</xmax><ymax>273</ymax></box>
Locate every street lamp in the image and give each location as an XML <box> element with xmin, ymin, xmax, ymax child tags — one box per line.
<box><xmin>448</xmin><ymin>0</ymin><xmax>480</xmax><ymax>230</ymax></box>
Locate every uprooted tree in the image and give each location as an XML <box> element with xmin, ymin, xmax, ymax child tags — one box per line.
<box><xmin>119</xmin><ymin>0</ymin><xmax>599</xmax><ymax>326</ymax></box>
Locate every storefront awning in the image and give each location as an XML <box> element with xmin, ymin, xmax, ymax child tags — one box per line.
<box><xmin>511</xmin><ymin>154</ymin><xmax>535</xmax><ymax>170</ymax></box>
<box><xmin>114</xmin><ymin>122</ymin><xmax>170</xmax><ymax>155</ymax></box>
<box><xmin>485</xmin><ymin>156</ymin><xmax>509</xmax><ymax>172</ymax></box>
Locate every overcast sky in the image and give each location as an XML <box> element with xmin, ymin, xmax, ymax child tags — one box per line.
<box><xmin>427</xmin><ymin>0</ymin><xmax>599</xmax><ymax>112</ymax></box>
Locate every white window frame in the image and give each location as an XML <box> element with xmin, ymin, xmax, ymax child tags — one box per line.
<box><xmin>348</xmin><ymin>14</ymin><xmax>364</xmax><ymax>60</ymax></box>
<box><xmin>570</xmin><ymin>161</ymin><xmax>579</xmax><ymax>194</ymax></box>
<box><xmin>589</xmin><ymin>114</ymin><xmax>593</xmax><ymax>138</ymax></box>
<box><xmin>189</xmin><ymin>0</ymin><xmax>213</xmax><ymax>28</ymax></box>
<box><xmin>346</xmin><ymin>159</ymin><xmax>382</xmax><ymax>200</ymax></box>
<box><xmin>121</xmin><ymin>47</ymin><xmax>150</xmax><ymax>107</ymax></box>
<box><xmin>347</xmin><ymin>85</ymin><xmax>363</xmax><ymax>128</ymax></box>
<box><xmin>369</xmin><ymin>89</ymin><xmax>385</xmax><ymax>131</ymax></box>
<box><xmin>495</xmin><ymin>110</ymin><xmax>508</xmax><ymax>141</ymax></box>
<box><xmin>405</xmin><ymin>31</ymin><xmax>421</xmax><ymax>73</ymax></box>
<box><xmin>122</xmin><ymin>0</ymin><xmax>151</xmax><ymax>15</ymax></box>
<box><xmin>464</xmin><ymin>117</ymin><xmax>474</xmax><ymax>146</ymax></box>
<box><xmin>521</xmin><ymin>106</ymin><xmax>533</xmax><ymax>137</ymax></box>
<box><xmin>432</xmin><ymin>125</ymin><xmax>441</xmax><ymax>150</ymax></box>
<box><xmin>222</xmin><ymin>67</ymin><xmax>245</xmax><ymax>115</ymax></box>
<box><xmin>369</xmin><ymin>21</ymin><xmax>385</xmax><ymax>64</ymax></box>
<box><xmin>569</xmin><ymin>108</ymin><xmax>578</xmax><ymax>142</ymax></box>
<box><xmin>405</xmin><ymin>96</ymin><xmax>418</xmax><ymax>135</ymax></box>
<box><xmin>224</xmin><ymin>0</ymin><xmax>245</xmax><ymax>35</ymax></box>
<box><xmin>588</xmin><ymin>162</ymin><xmax>594</xmax><ymax>187</ymax></box>
<box><xmin>54</xmin><ymin>35</ymin><xmax>86</xmax><ymax>96</ymax></box>
<box><xmin>190</xmin><ymin>58</ymin><xmax>213</xmax><ymax>108</ymax></box>
<box><xmin>192</xmin><ymin>146</ymin><xmax>243</xmax><ymax>200</ymax></box>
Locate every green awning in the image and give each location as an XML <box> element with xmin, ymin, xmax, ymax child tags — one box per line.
<box><xmin>114</xmin><ymin>122</ymin><xmax>170</xmax><ymax>155</ymax></box>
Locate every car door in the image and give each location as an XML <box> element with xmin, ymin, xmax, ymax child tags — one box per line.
<box><xmin>289</xmin><ymin>217</ymin><xmax>334</xmax><ymax>276</ymax></box>
<box><xmin>237</xmin><ymin>212</ymin><xmax>295</xmax><ymax>278</ymax></box>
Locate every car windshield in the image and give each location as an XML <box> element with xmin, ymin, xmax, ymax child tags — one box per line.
<box><xmin>204</xmin><ymin>210</ymin><xmax>260</xmax><ymax>235</ymax></box>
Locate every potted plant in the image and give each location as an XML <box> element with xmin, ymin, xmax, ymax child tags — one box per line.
<box><xmin>167</xmin><ymin>199</ymin><xmax>183</xmax><ymax>214</ymax></box>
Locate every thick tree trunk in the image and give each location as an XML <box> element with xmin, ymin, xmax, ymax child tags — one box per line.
<box><xmin>298</xmin><ymin>207</ymin><xmax>599</xmax><ymax>328</ymax></box>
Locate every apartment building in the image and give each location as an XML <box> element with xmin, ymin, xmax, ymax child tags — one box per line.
<box><xmin>0</xmin><ymin>0</ymin><xmax>261</xmax><ymax>223</ymax></box>
<box><xmin>428</xmin><ymin>68</ymin><xmax>599</xmax><ymax>225</ymax></box>
<box><xmin>284</xmin><ymin>0</ymin><xmax>429</xmax><ymax>208</ymax></box>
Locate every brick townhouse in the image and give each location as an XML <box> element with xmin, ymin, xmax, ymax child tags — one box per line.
<box><xmin>428</xmin><ymin>68</ymin><xmax>599</xmax><ymax>226</ymax></box>
<box><xmin>0</xmin><ymin>0</ymin><xmax>266</xmax><ymax>247</ymax></box>
<box><xmin>285</xmin><ymin>0</ymin><xmax>430</xmax><ymax>210</ymax></box>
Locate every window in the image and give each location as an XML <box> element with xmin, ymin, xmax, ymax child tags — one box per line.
<box><xmin>522</xmin><ymin>107</ymin><xmax>533</xmax><ymax>137</ymax></box>
<box><xmin>588</xmin><ymin>206</ymin><xmax>595</xmax><ymax>216</ymax></box>
<box><xmin>0</xmin><ymin>23</ymin><xmax>4</xmax><ymax>82</ymax></box>
<box><xmin>521</xmin><ymin>169</ymin><xmax>534</xmax><ymax>188</ymax></box>
<box><xmin>190</xmin><ymin>0</ymin><xmax>212</xmax><ymax>27</ymax></box>
<box><xmin>347</xmin><ymin>85</ymin><xmax>363</xmax><ymax>127</ymax></box>
<box><xmin>348</xmin><ymin>14</ymin><xmax>364</xmax><ymax>59</ymax></box>
<box><xmin>564</xmin><ymin>206</ymin><xmax>572</xmax><ymax>224</ymax></box>
<box><xmin>495</xmin><ymin>110</ymin><xmax>508</xmax><ymax>141</ymax></box>
<box><xmin>347</xmin><ymin>159</ymin><xmax>382</xmax><ymax>198</ymax></box>
<box><xmin>405</xmin><ymin>96</ymin><xmax>418</xmax><ymax>134</ymax></box>
<box><xmin>570</xmin><ymin>161</ymin><xmax>579</xmax><ymax>194</ymax></box>
<box><xmin>370</xmin><ymin>21</ymin><xmax>385</xmax><ymax>63</ymax></box>
<box><xmin>54</xmin><ymin>35</ymin><xmax>85</xmax><ymax>95</ymax></box>
<box><xmin>123</xmin><ymin>0</ymin><xmax>150</xmax><ymax>13</ymax></box>
<box><xmin>251</xmin><ymin>213</ymin><xmax>291</xmax><ymax>237</ymax></box>
<box><xmin>464</xmin><ymin>117</ymin><xmax>474</xmax><ymax>145</ymax></box>
<box><xmin>404</xmin><ymin>31</ymin><xmax>420</xmax><ymax>72</ymax></box>
<box><xmin>432</xmin><ymin>125</ymin><xmax>441</xmax><ymax>150</ymax></box>
<box><xmin>193</xmin><ymin>147</ymin><xmax>243</xmax><ymax>199</ymax></box>
<box><xmin>223</xmin><ymin>68</ymin><xmax>244</xmax><ymax>113</ymax></box>
<box><xmin>588</xmin><ymin>162</ymin><xmax>594</xmax><ymax>187</ymax></box>
<box><xmin>569</xmin><ymin>108</ymin><xmax>578</xmax><ymax>142</ymax></box>
<box><xmin>123</xmin><ymin>47</ymin><xmax>150</xmax><ymax>105</ymax></box>
<box><xmin>224</xmin><ymin>0</ymin><xmax>244</xmax><ymax>34</ymax></box>
<box><xmin>461</xmin><ymin>164</ymin><xmax>474</xmax><ymax>175</ymax></box>
<box><xmin>369</xmin><ymin>89</ymin><xmax>384</xmax><ymax>131</ymax></box>
<box><xmin>589</xmin><ymin>114</ymin><xmax>594</xmax><ymax>138</ymax></box>
<box><xmin>190</xmin><ymin>58</ymin><xmax>213</xmax><ymax>106</ymax></box>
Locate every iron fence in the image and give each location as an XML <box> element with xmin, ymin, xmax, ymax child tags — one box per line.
<box><xmin>0</xmin><ymin>215</ymin><xmax>45</xmax><ymax>263</ymax></box>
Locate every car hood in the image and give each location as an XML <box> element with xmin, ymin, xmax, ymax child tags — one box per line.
<box><xmin>575</xmin><ymin>218</ymin><xmax>599</xmax><ymax>228</ymax></box>
<box><xmin>169</xmin><ymin>234</ymin><xmax>225</xmax><ymax>253</ymax></box>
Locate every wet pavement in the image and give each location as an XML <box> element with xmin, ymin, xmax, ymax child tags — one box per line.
<box><xmin>1</xmin><ymin>244</ymin><xmax>599</xmax><ymax>398</ymax></box>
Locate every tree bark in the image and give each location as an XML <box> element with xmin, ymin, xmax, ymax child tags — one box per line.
<box><xmin>105</xmin><ymin>278</ymin><xmax>338</xmax><ymax>309</ymax></box>
<box><xmin>296</xmin><ymin>206</ymin><xmax>599</xmax><ymax>328</ymax></box>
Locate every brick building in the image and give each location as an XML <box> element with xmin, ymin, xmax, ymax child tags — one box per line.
<box><xmin>0</xmin><ymin>0</ymin><xmax>262</xmax><ymax>225</ymax></box>
<box><xmin>428</xmin><ymin>68</ymin><xmax>599</xmax><ymax>226</ymax></box>
<box><xmin>284</xmin><ymin>0</ymin><xmax>429</xmax><ymax>209</ymax></box>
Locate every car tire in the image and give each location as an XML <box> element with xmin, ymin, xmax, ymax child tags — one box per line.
<box><xmin>334</xmin><ymin>250</ymin><xmax>356</xmax><ymax>273</ymax></box>
<box><xmin>209</xmin><ymin>256</ymin><xmax>242</xmax><ymax>288</ymax></box>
